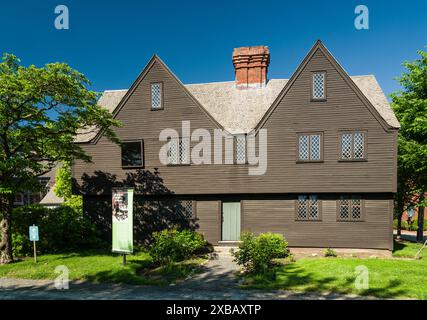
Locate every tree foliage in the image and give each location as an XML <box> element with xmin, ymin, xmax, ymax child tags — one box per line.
<box><xmin>0</xmin><ymin>53</ymin><xmax>120</xmax><ymax>263</ymax></box>
<box><xmin>391</xmin><ymin>47</ymin><xmax>427</xmax><ymax>234</ymax></box>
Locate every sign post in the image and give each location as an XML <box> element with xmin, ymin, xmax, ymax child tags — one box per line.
<box><xmin>112</xmin><ymin>188</ymin><xmax>134</xmax><ymax>265</ymax></box>
<box><xmin>29</xmin><ymin>225</ymin><xmax>39</xmax><ymax>263</ymax></box>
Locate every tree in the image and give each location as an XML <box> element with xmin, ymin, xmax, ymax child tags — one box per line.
<box><xmin>392</xmin><ymin>47</ymin><xmax>427</xmax><ymax>241</ymax></box>
<box><xmin>0</xmin><ymin>54</ymin><xmax>120</xmax><ymax>263</ymax></box>
<box><xmin>54</xmin><ymin>161</ymin><xmax>83</xmax><ymax>212</ymax></box>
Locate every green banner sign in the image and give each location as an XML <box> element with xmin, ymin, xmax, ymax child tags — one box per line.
<box><xmin>112</xmin><ymin>188</ymin><xmax>134</xmax><ymax>254</ymax></box>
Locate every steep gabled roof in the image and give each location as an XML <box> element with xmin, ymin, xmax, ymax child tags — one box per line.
<box><xmin>75</xmin><ymin>41</ymin><xmax>399</xmax><ymax>143</ymax></box>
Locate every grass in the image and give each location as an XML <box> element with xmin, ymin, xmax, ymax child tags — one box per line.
<box><xmin>241</xmin><ymin>240</ymin><xmax>427</xmax><ymax>299</ymax></box>
<box><xmin>0</xmin><ymin>250</ymin><xmax>206</xmax><ymax>286</ymax></box>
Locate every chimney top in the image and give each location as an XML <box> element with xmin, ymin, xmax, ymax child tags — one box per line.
<box><xmin>232</xmin><ymin>46</ymin><xmax>270</xmax><ymax>89</ymax></box>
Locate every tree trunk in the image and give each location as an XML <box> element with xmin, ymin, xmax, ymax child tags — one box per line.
<box><xmin>0</xmin><ymin>194</ymin><xmax>13</xmax><ymax>264</ymax></box>
<box><xmin>417</xmin><ymin>193</ymin><xmax>425</xmax><ymax>243</ymax></box>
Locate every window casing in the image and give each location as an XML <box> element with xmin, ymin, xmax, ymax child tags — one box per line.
<box><xmin>235</xmin><ymin>134</ymin><xmax>247</xmax><ymax>164</ymax></box>
<box><xmin>296</xmin><ymin>195</ymin><xmax>321</xmax><ymax>221</ymax></box>
<box><xmin>168</xmin><ymin>137</ymin><xmax>190</xmax><ymax>165</ymax></box>
<box><xmin>121</xmin><ymin>140</ymin><xmax>144</xmax><ymax>168</ymax></box>
<box><xmin>151</xmin><ymin>83</ymin><xmax>163</xmax><ymax>109</ymax></box>
<box><xmin>298</xmin><ymin>133</ymin><xmax>322</xmax><ymax>162</ymax></box>
<box><xmin>340</xmin><ymin>131</ymin><xmax>366</xmax><ymax>160</ymax></box>
<box><xmin>312</xmin><ymin>72</ymin><xmax>326</xmax><ymax>100</ymax></box>
<box><xmin>338</xmin><ymin>196</ymin><xmax>364</xmax><ymax>221</ymax></box>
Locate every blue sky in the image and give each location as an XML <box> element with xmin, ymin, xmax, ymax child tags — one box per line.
<box><xmin>0</xmin><ymin>0</ymin><xmax>426</xmax><ymax>98</ymax></box>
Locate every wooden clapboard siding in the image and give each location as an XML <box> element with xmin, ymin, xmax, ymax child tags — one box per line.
<box><xmin>241</xmin><ymin>198</ymin><xmax>393</xmax><ymax>250</ymax></box>
<box><xmin>195</xmin><ymin>200</ymin><xmax>220</xmax><ymax>244</ymax></box>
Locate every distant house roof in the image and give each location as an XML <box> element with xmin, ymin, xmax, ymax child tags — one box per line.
<box><xmin>39</xmin><ymin>183</ymin><xmax>64</xmax><ymax>207</ymax></box>
<box><xmin>74</xmin><ymin>73</ymin><xmax>399</xmax><ymax>143</ymax></box>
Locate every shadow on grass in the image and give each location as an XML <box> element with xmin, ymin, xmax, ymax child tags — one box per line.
<box><xmin>241</xmin><ymin>262</ymin><xmax>407</xmax><ymax>299</ymax></box>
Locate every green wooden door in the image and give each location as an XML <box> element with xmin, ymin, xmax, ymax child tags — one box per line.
<box><xmin>222</xmin><ymin>202</ymin><xmax>241</xmax><ymax>241</ymax></box>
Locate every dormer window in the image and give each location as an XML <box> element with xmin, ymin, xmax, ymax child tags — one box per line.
<box><xmin>151</xmin><ymin>83</ymin><xmax>163</xmax><ymax>109</ymax></box>
<box><xmin>312</xmin><ymin>72</ymin><xmax>326</xmax><ymax>100</ymax></box>
<box><xmin>235</xmin><ymin>134</ymin><xmax>247</xmax><ymax>164</ymax></box>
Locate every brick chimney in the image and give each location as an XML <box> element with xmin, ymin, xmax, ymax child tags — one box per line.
<box><xmin>232</xmin><ymin>46</ymin><xmax>270</xmax><ymax>89</ymax></box>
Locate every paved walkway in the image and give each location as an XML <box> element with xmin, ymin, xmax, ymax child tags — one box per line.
<box><xmin>0</xmin><ymin>247</ymin><xmax>372</xmax><ymax>300</ymax></box>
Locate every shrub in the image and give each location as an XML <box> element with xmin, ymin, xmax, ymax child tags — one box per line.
<box><xmin>393</xmin><ymin>219</ymin><xmax>427</xmax><ymax>231</ymax></box>
<box><xmin>324</xmin><ymin>248</ymin><xmax>338</xmax><ymax>257</ymax></box>
<box><xmin>231</xmin><ymin>232</ymin><xmax>289</xmax><ymax>274</ymax></box>
<box><xmin>149</xmin><ymin>229</ymin><xmax>209</xmax><ymax>265</ymax></box>
<box><xmin>12</xmin><ymin>204</ymin><xmax>106</xmax><ymax>257</ymax></box>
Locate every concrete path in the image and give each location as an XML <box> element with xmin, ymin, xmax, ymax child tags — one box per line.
<box><xmin>0</xmin><ymin>247</ymin><xmax>371</xmax><ymax>300</ymax></box>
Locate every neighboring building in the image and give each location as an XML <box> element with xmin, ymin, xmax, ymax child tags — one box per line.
<box><xmin>72</xmin><ymin>41</ymin><xmax>400</xmax><ymax>250</ymax></box>
<box><xmin>14</xmin><ymin>165</ymin><xmax>64</xmax><ymax>208</ymax></box>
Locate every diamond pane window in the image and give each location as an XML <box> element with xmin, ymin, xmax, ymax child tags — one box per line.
<box><xmin>354</xmin><ymin>133</ymin><xmax>365</xmax><ymax>159</ymax></box>
<box><xmin>298</xmin><ymin>134</ymin><xmax>322</xmax><ymax>161</ymax></box>
<box><xmin>151</xmin><ymin>83</ymin><xmax>162</xmax><ymax>109</ymax></box>
<box><xmin>168</xmin><ymin>138</ymin><xmax>179</xmax><ymax>165</ymax></box>
<box><xmin>312</xmin><ymin>73</ymin><xmax>325</xmax><ymax>99</ymax></box>
<box><xmin>179</xmin><ymin>138</ymin><xmax>190</xmax><ymax>164</ymax></box>
<box><xmin>297</xmin><ymin>196</ymin><xmax>308</xmax><ymax>220</ymax></box>
<box><xmin>236</xmin><ymin>135</ymin><xmax>246</xmax><ymax>164</ymax></box>
<box><xmin>340</xmin><ymin>132</ymin><xmax>366</xmax><ymax>160</ymax></box>
<box><xmin>297</xmin><ymin>195</ymin><xmax>320</xmax><ymax>221</ymax></box>
<box><xmin>177</xmin><ymin>200</ymin><xmax>193</xmax><ymax>219</ymax></box>
<box><xmin>341</xmin><ymin>133</ymin><xmax>352</xmax><ymax>159</ymax></box>
<box><xmin>310</xmin><ymin>135</ymin><xmax>321</xmax><ymax>160</ymax></box>
<box><xmin>339</xmin><ymin>196</ymin><xmax>363</xmax><ymax>221</ymax></box>
<box><xmin>298</xmin><ymin>135</ymin><xmax>309</xmax><ymax>160</ymax></box>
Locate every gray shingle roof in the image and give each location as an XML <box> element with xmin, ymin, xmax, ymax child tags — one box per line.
<box><xmin>75</xmin><ymin>75</ymin><xmax>399</xmax><ymax>143</ymax></box>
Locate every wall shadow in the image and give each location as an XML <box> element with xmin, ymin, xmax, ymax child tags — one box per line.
<box><xmin>74</xmin><ymin>169</ymin><xmax>198</xmax><ymax>245</ymax></box>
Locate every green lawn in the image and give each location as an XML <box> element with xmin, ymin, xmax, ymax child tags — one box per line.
<box><xmin>0</xmin><ymin>250</ymin><xmax>205</xmax><ymax>286</ymax></box>
<box><xmin>241</xmin><ymin>241</ymin><xmax>427</xmax><ymax>299</ymax></box>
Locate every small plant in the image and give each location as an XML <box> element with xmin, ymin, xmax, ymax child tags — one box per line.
<box><xmin>324</xmin><ymin>248</ymin><xmax>338</xmax><ymax>257</ymax></box>
<box><xmin>149</xmin><ymin>229</ymin><xmax>209</xmax><ymax>265</ymax></box>
<box><xmin>231</xmin><ymin>232</ymin><xmax>289</xmax><ymax>274</ymax></box>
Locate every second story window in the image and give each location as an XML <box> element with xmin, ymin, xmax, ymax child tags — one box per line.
<box><xmin>121</xmin><ymin>140</ymin><xmax>144</xmax><ymax>168</ymax></box>
<box><xmin>235</xmin><ymin>134</ymin><xmax>247</xmax><ymax>164</ymax></box>
<box><xmin>168</xmin><ymin>137</ymin><xmax>190</xmax><ymax>165</ymax></box>
<box><xmin>340</xmin><ymin>132</ymin><xmax>366</xmax><ymax>160</ymax></box>
<box><xmin>312</xmin><ymin>72</ymin><xmax>326</xmax><ymax>100</ymax></box>
<box><xmin>151</xmin><ymin>83</ymin><xmax>163</xmax><ymax>109</ymax></box>
<box><xmin>298</xmin><ymin>133</ymin><xmax>322</xmax><ymax>161</ymax></box>
<box><xmin>296</xmin><ymin>195</ymin><xmax>320</xmax><ymax>221</ymax></box>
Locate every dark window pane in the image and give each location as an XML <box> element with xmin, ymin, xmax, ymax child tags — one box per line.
<box><xmin>121</xmin><ymin>142</ymin><xmax>142</xmax><ymax>167</ymax></box>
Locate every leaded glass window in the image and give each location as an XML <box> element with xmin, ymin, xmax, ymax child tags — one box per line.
<box><xmin>340</xmin><ymin>132</ymin><xmax>366</xmax><ymax>160</ymax></box>
<box><xmin>151</xmin><ymin>83</ymin><xmax>162</xmax><ymax>109</ymax></box>
<box><xmin>235</xmin><ymin>135</ymin><xmax>246</xmax><ymax>164</ymax></box>
<box><xmin>312</xmin><ymin>73</ymin><xmax>325</xmax><ymax>99</ymax></box>
<box><xmin>168</xmin><ymin>138</ymin><xmax>190</xmax><ymax>165</ymax></box>
<box><xmin>338</xmin><ymin>196</ymin><xmax>363</xmax><ymax>221</ymax></box>
<box><xmin>297</xmin><ymin>195</ymin><xmax>320</xmax><ymax>221</ymax></box>
<box><xmin>298</xmin><ymin>134</ymin><xmax>322</xmax><ymax>161</ymax></box>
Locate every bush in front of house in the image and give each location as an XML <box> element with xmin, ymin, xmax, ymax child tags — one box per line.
<box><xmin>12</xmin><ymin>204</ymin><xmax>106</xmax><ymax>257</ymax></box>
<box><xmin>231</xmin><ymin>232</ymin><xmax>289</xmax><ymax>274</ymax></box>
<box><xmin>149</xmin><ymin>229</ymin><xmax>209</xmax><ymax>265</ymax></box>
<box><xmin>324</xmin><ymin>248</ymin><xmax>338</xmax><ymax>257</ymax></box>
<box><xmin>393</xmin><ymin>219</ymin><xmax>427</xmax><ymax>231</ymax></box>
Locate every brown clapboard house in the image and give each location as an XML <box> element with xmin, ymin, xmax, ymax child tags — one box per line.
<box><xmin>72</xmin><ymin>41</ymin><xmax>400</xmax><ymax>250</ymax></box>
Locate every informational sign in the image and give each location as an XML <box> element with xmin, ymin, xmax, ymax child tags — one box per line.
<box><xmin>112</xmin><ymin>188</ymin><xmax>134</xmax><ymax>254</ymax></box>
<box><xmin>29</xmin><ymin>225</ymin><xmax>39</xmax><ymax>242</ymax></box>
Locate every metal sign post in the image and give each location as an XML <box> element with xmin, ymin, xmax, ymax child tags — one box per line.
<box><xmin>29</xmin><ymin>225</ymin><xmax>39</xmax><ymax>263</ymax></box>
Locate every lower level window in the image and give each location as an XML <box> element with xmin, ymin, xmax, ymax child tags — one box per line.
<box><xmin>177</xmin><ymin>200</ymin><xmax>194</xmax><ymax>219</ymax></box>
<box><xmin>338</xmin><ymin>196</ymin><xmax>363</xmax><ymax>221</ymax></box>
<box><xmin>296</xmin><ymin>195</ymin><xmax>320</xmax><ymax>221</ymax></box>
